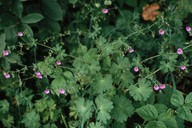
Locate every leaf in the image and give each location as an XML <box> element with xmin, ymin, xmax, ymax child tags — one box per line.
<box><xmin>114</xmin><ymin>70</ymin><xmax>134</xmax><ymax>89</ymax></box>
<box><xmin>160</xmin><ymin>61</ymin><xmax>175</xmax><ymax>73</ymax></box>
<box><xmin>111</xmin><ymin>121</ymin><xmax>126</xmax><ymax>128</ymax></box>
<box><xmin>162</xmin><ymin>117</ymin><xmax>178</xmax><ymax>128</ymax></box>
<box><xmin>95</xmin><ymin>95</ymin><xmax>113</xmax><ymax>124</ymax></box>
<box><xmin>142</xmin><ymin>3</ymin><xmax>160</xmax><ymax>21</ymax></box>
<box><xmin>92</xmin><ymin>73</ymin><xmax>113</xmax><ymax>94</ymax></box>
<box><xmin>4</xmin><ymin>26</ymin><xmax>18</xmax><ymax>44</ymax></box>
<box><xmin>21</xmin><ymin>110</ymin><xmax>40</xmax><ymax>128</ymax></box>
<box><xmin>10</xmin><ymin>0</ymin><xmax>23</xmax><ymax>18</ymax></box>
<box><xmin>111</xmin><ymin>95</ymin><xmax>134</xmax><ymax>122</ymax></box>
<box><xmin>88</xmin><ymin>122</ymin><xmax>104</xmax><ymax>128</ymax></box>
<box><xmin>129</xmin><ymin>78</ymin><xmax>152</xmax><ymax>101</ymax></box>
<box><xmin>177</xmin><ymin>106</ymin><xmax>192</xmax><ymax>122</ymax></box>
<box><xmin>171</xmin><ymin>90</ymin><xmax>184</xmax><ymax>107</ymax></box>
<box><xmin>0</xmin><ymin>100</ymin><xmax>10</xmax><ymax>114</ymax></box>
<box><xmin>0</xmin><ymin>13</ymin><xmax>18</xmax><ymax>29</ymax></box>
<box><xmin>51</xmin><ymin>77</ymin><xmax>66</xmax><ymax>96</ymax></box>
<box><xmin>185</xmin><ymin>92</ymin><xmax>192</xmax><ymax>107</ymax></box>
<box><xmin>110</xmin><ymin>56</ymin><xmax>131</xmax><ymax>75</ymax></box>
<box><xmin>154</xmin><ymin>103</ymin><xmax>168</xmax><ymax>114</ymax></box>
<box><xmin>18</xmin><ymin>24</ymin><xmax>34</xmax><ymax>43</ymax></box>
<box><xmin>1</xmin><ymin>115</ymin><xmax>14</xmax><ymax>128</ymax></box>
<box><xmin>75</xmin><ymin>97</ymin><xmax>93</xmax><ymax>122</ymax></box>
<box><xmin>145</xmin><ymin>121</ymin><xmax>166</xmax><ymax>128</ymax></box>
<box><xmin>21</xmin><ymin>13</ymin><xmax>44</xmax><ymax>24</ymax></box>
<box><xmin>136</xmin><ymin>104</ymin><xmax>158</xmax><ymax>121</ymax></box>
<box><xmin>158</xmin><ymin>109</ymin><xmax>174</xmax><ymax>121</ymax></box>
<box><xmin>1</xmin><ymin>58</ymin><xmax>10</xmax><ymax>70</ymax></box>
<box><xmin>0</xmin><ymin>33</ymin><xmax>6</xmax><ymax>57</ymax></box>
<box><xmin>157</xmin><ymin>86</ymin><xmax>173</xmax><ymax>106</ymax></box>
<box><xmin>6</xmin><ymin>52</ymin><xmax>22</xmax><ymax>64</ymax></box>
<box><xmin>42</xmin><ymin>0</ymin><xmax>63</xmax><ymax>21</ymax></box>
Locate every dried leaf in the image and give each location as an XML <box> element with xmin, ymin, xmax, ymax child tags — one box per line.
<box><xmin>142</xmin><ymin>3</ymin><xmax>160</xmax><ymax>21</ymax></box>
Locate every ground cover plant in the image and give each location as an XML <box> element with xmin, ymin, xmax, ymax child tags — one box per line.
<box><xmin>0</xmin><ymin>0</ymin><xmax>192</xmax><ymax>127</ymax></box>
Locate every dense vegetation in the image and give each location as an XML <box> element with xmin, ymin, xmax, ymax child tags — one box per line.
<box><xmin>0</xmin><ymin>0</ymin><xmax>192</xmax><ymax>127</ymax></box>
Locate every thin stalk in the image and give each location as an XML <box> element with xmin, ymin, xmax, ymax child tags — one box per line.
<box><xmin>145</xmin><ymin>68</ymin><xmax>161</xmax><ymax>79</ymax></box>
<box><xmin>140</xmin><ymin>54</ymin><xmax>161</xmax><ymax>63</ymax></box>
<box><xmin>61</xmin><ymin>114</ymin><xmax>68</xmax><ymax>128</ymax></box>
<box><xmin>170</xmin><ymin>73</ymin><xmax>176</xmax><ymax>91</ymax></box>
<box><xmin>37</xmin><ymin>43</ymin><xmax>55</xmax><ymax>51</ymax></box>
<box><xmin>126</xmin><ymin>22</ymin><xmax>157</xmax><ymax>38</ymax></box>
<box><xmin>183</xmin><ymin>43</ymin><xmax>192</xmax><ymax>50</ymax></box>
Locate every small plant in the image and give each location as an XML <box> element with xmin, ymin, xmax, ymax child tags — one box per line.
<box><xmin>0</xmin><ymin>0</ymin><xmax>192</xmax><ymax>128</ymax></box>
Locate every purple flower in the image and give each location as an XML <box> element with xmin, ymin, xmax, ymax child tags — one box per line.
<box><xmin>35</xmin><ymin>72</ymin><xmax>43</xmax><ymax>79</ymax></box>
<box><xmin>129</xmin><ymin>48</ymin><xmax>134</xmax><ymax>53</ymax></box>
<box><xmin>102</xmin><ymin>8</ymin><xmax>109</xmax><ymax>14</ymax></box>
<box><xmin>159</xmin><ymin>84</ymin><xmax>166</xmax><ymax>89</ymax></box>
<box><xmin>153</xmin><ymin>85</ymin><xmax>159</xmax><ymax>91</ymax></box>
<box><xmin>158</xmin><ymin>29</ymin><xmax>165</xmax><ymax>35</ymax></box>
<box><xmin>59</xmin><ymin>89</ymin><xmax>65</xmax><ymax>94</ymax></box>
<box><xmin>180</xmin><ymin>65</ymin><xmax>186</xmax><ymax>70</ymax></box>
<box><xmin>18</xmin><ymin>32</ymin><xmax>23</xmax><ymax>37</ymax></box>
<box><xmin>44</xmin><ymin>89</ymin><xmax>50</xmax><ymax>94</ymax></box>
<box><xmin>2</xmin><ymin>50</ymin><xmax>9</xmax><ymax>56</ymax></box>
<box><xmin>4</xmin><ymin>72</ymin><xmax>10</xmax><ymax>79</ymax></box>
<box><xmin>177</xmin><ymin>48</ymin><xmax>183</xmax><ymax>55</ymax></box>
<box><xmin>185</xmin><ymin>26</ymin><xmax>191</xmax><ymax>32</ymax></box>
<box><xmin>56</xmin><ymin>60</ymin><xmax>61</xmax><ymax>66</ymax></box>
<box><xmin>134</xmin><ymin>66</ymin><xmax>139</xmax><ymax>72</ymax></box>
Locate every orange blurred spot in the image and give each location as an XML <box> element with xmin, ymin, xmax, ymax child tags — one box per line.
<box><xmin>142</xmin><ymin>3</ymin><xmax>160</xmax><ymax>21</ymax></box>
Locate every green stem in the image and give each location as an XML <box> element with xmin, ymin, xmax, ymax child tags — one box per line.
<box><xmin>170</xmin><ymin>73</ymin><xmax>176</xmax><ymax>90</ymax></box>
<box><xmin>37</xmin><ymin>43</ymin><xmax>55</xmax><ymax>51</ymax></box>
<box><xmin>61</xmin><ymin>114</ymin><xmax>68</xmax><ymax>128</ymax></box>
<box><xmin>126</xmin><ymin>22</ymin><xmax>157</xmax><ymax>38</ymax></box>
<box><xmin>140</xmin><ymin>54</ymin><xmax>161</xmax><ymax>63</ymax></box>
<box><xmin>145</xmin><ymin>68</ymin><xmax>161</xmax><ymax>79</ymax></box>
<box><xmin>183</xmin><ymin>43</ymin><xmax>192</xmax><ymax>50</ymax></box>
<box><xmin>37</xmin><ymin>43</ymin><xmax>87</xmax><ymax>63</ymax></box>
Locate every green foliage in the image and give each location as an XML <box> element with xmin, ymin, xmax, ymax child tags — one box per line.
<box><xmin>88</xmin><ymin>122</ymin><xmax>104</xmax><ymax>128</ymax></box>
<box><xmin>21</xmin><ymin>110</ymin><xmax>40</xmax><ymax>128</ymax></box>
<box><xmin>136</xmin><ymin>104</ymin><xmax>158</xmax><ymax>121</ymax></box>
<box><xmin>75</xmin><ymin>97</ymin><xmax>94</xmax><ymax>125</ymax></box>
<box><xmin>0</xmin><ymin>34</ymin><xmax>6</xmax><ymax>57</ymax></box>
<box><xmin>171</xmin><ymin>90</ymin><xmax>184</xmax><ymax>107</ymax></box>
<box><xmin>111</xmin><ymin>95</ymin><xmax>134</xmax><ymax>122</ymax></box>
<box><xmin>171</xmin><ymin>91</ymin><xmax>192</xmax><ymax>122</ymax></box>
<box><xmin>0</xmin><ymin>0</ymin><xmax>192</xmax><ymax>127</ymax></box>
<box><xmin>95</xmin><ymin>94</ymin><xmax>113</xmax><ymax>124</ymax></box>
<box><xmin>91</xmin><ymin>73</ymin><xmax>113</xmax><ymax>94</ymax></box>
<box><xmin>129</xmin><ymin>78</ymin><xmax>152</xmax><ymax>101</ymax></box>
<box><xmin>21</xmin><ymin>13</ymin><xmax>44</xmax><ymax>24</ymax></box>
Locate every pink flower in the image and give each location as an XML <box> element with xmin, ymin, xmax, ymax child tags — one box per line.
<box><xmin>18</xmin><ymin>32</ymin><xmax>23</xmax><ymax>37</ymax></box>
<box><xmin>153</xmin><ymin>85</ymin><xmax>159</xmax><ymax>91</ymax></box>
<box><xmin>180</xmin><ymin>65</ymin><xmax>186</xmax><ymax>70</ymax></box>
<box><xmin>177</xmin><ymin>48</ymin><xmax>183</xmax><ymax>55</ymax></box>
<box><xmin>2</xmin><ymin>50</ymin><xmax>9</xmax><ymax>56</ymax></box>
<box><xmin>59</xmin><ymin>89</ymin><xmax>65</xmax><ymax>94</ymax></box>
<box><xmin>56</xmin><ymin>60</ymin><xmax>61</xmax><ymax>66</ymax></box>
<box><xmin>134</xmin><ymin>66</ymin><xmax>139</xmax><ymax>72</ymax></box>
<box><xmin>185</xmin><ymin>26</ymin><xmax>191</xmax><ymax>32</ymax></box>
<box><xmin>35</xmin><ymin>72</ymin><xmax>43</xmax><ymax>79</ymax></box>
<box><xmin>159</xmin><ymin>84</ymin><xmax>166</xmax><ymax>89</ymax></box>
<box><xmin>102</xmin><ymin>8</ymin><xmax>109</xmax><ymax>14</ymax></box>
<box><xmin>44</xmin><ymin>89</ymin><xmax>50</xmax><ymax>94</ymax></box>
<box><xmin>129</xmin><ymin>48</ymin><xmax>134</xmax><ymax>53</ymax></box>
<box><xmin>4</xmin><ymin>72</ymin><xmax>10</xmax><ymax>79</ymax></box>
<box><xmin>158</xmin><ymin>29</ymin><xmax>165</xmax><ymax>35</ymax></box>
